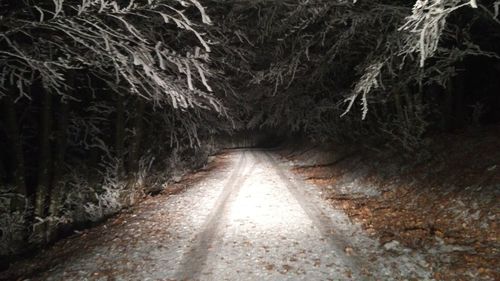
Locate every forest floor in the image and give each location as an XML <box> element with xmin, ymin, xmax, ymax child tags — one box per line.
<box><xmin>1</xmin><ymin>149</ymin><xmax>439</xmax><ymax>281</ymax></box>
<box><xmin>287</xmin><ymin>127</ymin><xmax>499</xmax><ymax>281</ymax></box>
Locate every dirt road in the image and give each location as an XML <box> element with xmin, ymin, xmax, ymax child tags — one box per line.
<box><xmin>4</xmin><ymin>150</ymin><xmax>432</xmax><ymax>280</ymax></box>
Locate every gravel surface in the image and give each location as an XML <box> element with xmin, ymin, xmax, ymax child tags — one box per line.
<box><xmin>7</xmin><ymin>150</ymin><xmax>433</xmax><ymax>280</ymax></box>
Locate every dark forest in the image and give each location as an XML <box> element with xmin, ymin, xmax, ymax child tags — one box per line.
<box><xmin>0</xmin><ymin>1</ymin><xmax>499</xmax><ymax>280</ymax></box>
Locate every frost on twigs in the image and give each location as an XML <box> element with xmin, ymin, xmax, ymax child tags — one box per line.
<box><xmin>83</xmin><ymin>156</ymin><xmax>137</xmax><ymax>221</ymax></box>
<box><xmin>58</xmin><ymin>158</ymin><xmax>128</xmax><ymax>223</ymax></box>
<box><xmin>341</xmin><ymin>62</ymin><xmax>384</xmax><ymax>120</ymax></box>
<box><xmin>399</xmin><ymin>0</ymin><xmax>478</xmax><ymax>67</ymax></box>
<box><xmin>0</xmin><ymin>0</ymin><xmax>220</xmax><ymax>113</ymax></box>
<box><xmin>0</xmin><ymin>187</ymin><xmax>28</xmax><ymax>255</ymax></box>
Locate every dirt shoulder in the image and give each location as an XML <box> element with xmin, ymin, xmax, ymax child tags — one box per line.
<box><xmin>286</xmin><ymin>127</ymin><xmax>500</xmax><ymax>281</ymax></box>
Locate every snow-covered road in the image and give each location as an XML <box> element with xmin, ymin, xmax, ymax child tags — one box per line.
<box><xmin>7</xmin><ymin>150</ymin><xmax>433</xmax><ymax>280</ymax></box>
<box><xmin>174</xmin><ymin>150</ymin><xmax>363</xmax><ymax>280</ymax></box>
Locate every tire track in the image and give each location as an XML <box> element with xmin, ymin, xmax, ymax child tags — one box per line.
<box><xmin>261</xmin><ymin>150</ymin><xmax>369</xmax><ymax>281</ymax></box>
<box><xmin>174</xmin><ymin>152</ymin><xmax>256</xmax><ymax>281</ymax></box>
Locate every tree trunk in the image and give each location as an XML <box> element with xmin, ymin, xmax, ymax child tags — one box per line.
<box><xmin>115</xmin><ymin>94</ymin><xmax>125</xmax><ymax>175</ymax></box>
<box><xmin>393</xmin><ymin>89</ymin><xmax>405</xmax><ymax>123</ymax></box>
<box><xmin>34</xmin><ymin>90</ymin><xmax>53</xmax><ymax>220</ymax></box>
<box><xmin>403</xmin><ymin>86</ymin><xmax>414</xmax><ymax>116</ymax></box>
<box><xmin>128</xmin><ymin>99</ymin><xmax>145</xmax><ymax>175</ymax></box>
<box><xmin>443</xmin><ymin>80</ymin><xmax>454</xmax><ymax>131</ymax></box>
<box><xmin>0</xmin><ymin>150</ymin><xmax>6</xmax><ymax>185</ymax></box>
<box><xmin>47</xmin><ymin>99</ymin><xmax>69</xmax><ymax>241</ymax></box>
<box><xmin>452</xmin><ymin>69</ymin><xmax>466</xmax><ymax>129</ymax></box>
<box><xmin>3</xmin><ymin>94</ymin><xmax>27</xmax><ymax>198</ymax></box>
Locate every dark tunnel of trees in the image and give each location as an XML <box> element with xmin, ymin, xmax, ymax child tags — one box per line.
<box><xmin>1</xmin><ymin>0</ymin><xmax>500</xmax><ymax>266</ymax></box>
